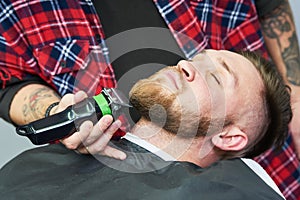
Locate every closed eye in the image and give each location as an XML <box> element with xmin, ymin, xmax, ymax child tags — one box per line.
<box><xmin>211</xmin><ymin>72</ymin><xmax>221</xmax><ymax>85</ymax></box>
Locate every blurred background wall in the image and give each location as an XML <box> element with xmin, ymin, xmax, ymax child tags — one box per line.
<box><xmin>1</xmin><ymin>0</ymin><xmax>300</xmax><ymax>168</ymax></box>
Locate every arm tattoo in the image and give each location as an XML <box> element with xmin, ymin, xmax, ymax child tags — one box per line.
<box><xmin>261</xmin><ymin>0</ymin><xmax>300</xmax><ymax>86</ymax></box>
<box><xmin>21</xmin><ymin>87</ymin><xmax>59</xmax><ymax>123</ymax></box>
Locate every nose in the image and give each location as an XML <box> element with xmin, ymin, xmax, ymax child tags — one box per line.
<box><xmin>177</xmin><ymin>60</ymin><xmax>195</xmax><ymax>82</ymax></box>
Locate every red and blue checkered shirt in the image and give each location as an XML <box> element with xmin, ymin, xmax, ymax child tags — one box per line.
<box><xmin>0</xmin><ymin>0</ymin><xmax>116</xmax><ymax>96</ymax></box>
<box><xmin>0</xmin><ymin>0</ymin><xmax>299</xmax><ymax>199</ymax></box>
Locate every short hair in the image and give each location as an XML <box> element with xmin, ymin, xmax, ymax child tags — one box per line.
<box><xmin>239</xmin><ymin>51</ymin><xmax>292</xmax><ymax>158</ymax></box>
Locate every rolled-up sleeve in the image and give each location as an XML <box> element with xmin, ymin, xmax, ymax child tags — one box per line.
<box><xmin>255</xmin><ymin>0</ymin><xmax>284</xmax><ymax>18</ymax></box>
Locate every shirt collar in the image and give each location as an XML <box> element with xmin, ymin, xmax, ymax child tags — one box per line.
<box><xmin>122</xmin><ymin>132</ymin><xmax>176</xmax><ymax>161</ymax></box>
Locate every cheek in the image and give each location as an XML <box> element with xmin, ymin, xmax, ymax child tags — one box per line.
<box><xmin>178</xmin><ymin>80</ymin><xmax>212</xmax><ymax>117</ymax></box>
<box><xmin>208</xmin><ymin>86</ymin><xmax>227</xmax><ymax>113</ymax></box>
<box><xmin>195</xmin><ymin>73</ymin><xmax>225</xmax><ymax>116</ymax></box>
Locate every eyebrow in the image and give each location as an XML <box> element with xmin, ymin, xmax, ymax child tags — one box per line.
<box><xmin>219</xmin><ymin>60</ymin><xmax>238</xmax><ymax>87</ymax></box>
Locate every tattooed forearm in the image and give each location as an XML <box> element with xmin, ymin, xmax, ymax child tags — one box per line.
<box><xmin>21</xmin><ymin>87</ymin><xmax>60</xmax><ymax>123</ymax></box>
<box><xmin>283</xmin><ymin>33</ymin><xmax>300</xmax><ymax>85</ymax></box>
<box><xmin>260</xmin><ymin>0</ymin><xmax>300</xmax><ymax>86</ymax></box>
<box><xmin>9</xmin><ymin>84</ymin><xmax>61</xmax><ymax>125</ymax></box>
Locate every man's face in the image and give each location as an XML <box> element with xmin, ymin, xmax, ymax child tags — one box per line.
<box><xmin>129</xmin><ymin>50</ymin><xmax>265</xmax><ymax>137</ymax></box>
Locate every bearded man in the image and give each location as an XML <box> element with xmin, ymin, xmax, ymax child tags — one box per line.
<box><xmin>0</xmin><ymin>50</ymin><xmax>291</xmax><ymax>200</ymax></box>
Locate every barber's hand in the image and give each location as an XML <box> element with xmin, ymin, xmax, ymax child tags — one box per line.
<box><xmin>289</xmin><ymin>86</ymin><xmax>300</xmax><ymax>160</ymax></box>
<box><xmin>53</xmin><ymin>91</ymin><xmax>127</xmax><ymax>160</ymax></box>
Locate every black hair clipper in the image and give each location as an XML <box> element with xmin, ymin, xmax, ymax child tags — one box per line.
<box><xmin>16</xmin><ymin>88</ymin><xmax>131</xmax><ymax>145</ymax></box>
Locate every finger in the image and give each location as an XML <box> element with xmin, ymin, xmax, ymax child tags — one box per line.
<box><xmin>76</xmin><ymin>145</ymin><xmax>92</xmax><ymax>155</ymax></box>
<box><xmin>83</xmin><ymin>115</ymin><xmax>114</xmax><ymax>146</ymax></box>
<box><xmin>85</xmin><ymin>119</ymin><xmax>121</xmax><ymax>154</ymax></box>
<box><xmin>77</xmin><ymin>142</ymin><xmax>127</xmax><ymax>159</ymax></box>
<box><xmin>74</xmin><ymin>91</ymin><xmax>88</xmax><ymax>103</ymax></box>
<box><xmin>56</xmin><ymin>93</ymin><xmax>75</xmax><ymax>112</ymax></box>
<box><xmin>61</xmin><ymin>120</ymin><xmax>93</xmax><ymax>150</ymax></box>
<box><xmin>101</xmin><ymin>146</ymin><xmax>127</xmax><ymax>160</ymax></box>
<box><xmin>56</xmin><ymin>91</ymin><xmax>87</xmax><ymax>113</ymax></box>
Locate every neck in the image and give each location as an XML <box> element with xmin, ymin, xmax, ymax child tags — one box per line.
<box><xmin>130</xmin><ymin>117</ymin><xmax>220</xmax><ymax>167</ymax></box>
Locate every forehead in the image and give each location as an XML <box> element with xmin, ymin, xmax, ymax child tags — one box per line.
<box><xmin>194</xmin><ymin>50</ymin><xmax>253</xmax><ymax>68</ymax></box>
<box><xmin>198</xmin><ymin>50</ymin><xmax>262</xmax><ymax>83</ymax></box>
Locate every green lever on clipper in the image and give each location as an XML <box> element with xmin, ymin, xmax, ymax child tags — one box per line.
<box><xmin>93</xmin><ymin>92</ymin><xmax>112</xmax><ymax>116</ymax></box>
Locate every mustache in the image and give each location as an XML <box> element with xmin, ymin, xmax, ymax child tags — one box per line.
<box><xmin>134</xmin><ymin>66</ymin><xmax>183</xmax><ymax>89</ymax></box>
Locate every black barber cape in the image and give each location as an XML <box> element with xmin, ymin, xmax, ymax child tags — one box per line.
<box><xmin>0</xmin><ymin>139</ymin><xmax>283</xmax><ymax>200</ymax></box>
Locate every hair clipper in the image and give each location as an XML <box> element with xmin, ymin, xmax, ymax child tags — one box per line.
<box><xmin>16</xmin><ymin>88</ymin><xmax>131</xmax><ymax>145</ymax></box>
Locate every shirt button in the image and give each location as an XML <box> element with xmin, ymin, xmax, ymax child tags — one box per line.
<box><xmin>60</xmin><ymin>60</ymin><xmax>67</xmax><ymax>68</ymax></box>
<box><xmin>96</xmin><ymin>34</ymin><xmax>101</xmax><ymax>41</ymax></box>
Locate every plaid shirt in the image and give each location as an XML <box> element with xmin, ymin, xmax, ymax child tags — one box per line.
<box><xmin>0</xmin><ymin>0</ymin><xmax>116</xmax><ymax>96</ymax></box>
<box><xmin>0</xmin><ymin>0</ymin><xmax>299</xmax><ymax>199</ymax></box>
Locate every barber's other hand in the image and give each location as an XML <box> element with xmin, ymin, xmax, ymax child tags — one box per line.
<box><xmin>53</xmin><ymin>91</ymin><xmax>127</xmax><ymax>160</ymax></box>
<box><xmin>289</xmin><ymin>86</ymin><xmax>300</xmax><ymax>160</ymax></box>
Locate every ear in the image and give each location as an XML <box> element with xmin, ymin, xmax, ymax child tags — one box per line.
<box><xmin>211</xmin><ymin>127</ymin><xmax>248</xmax><ymax>151</ymax></box>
